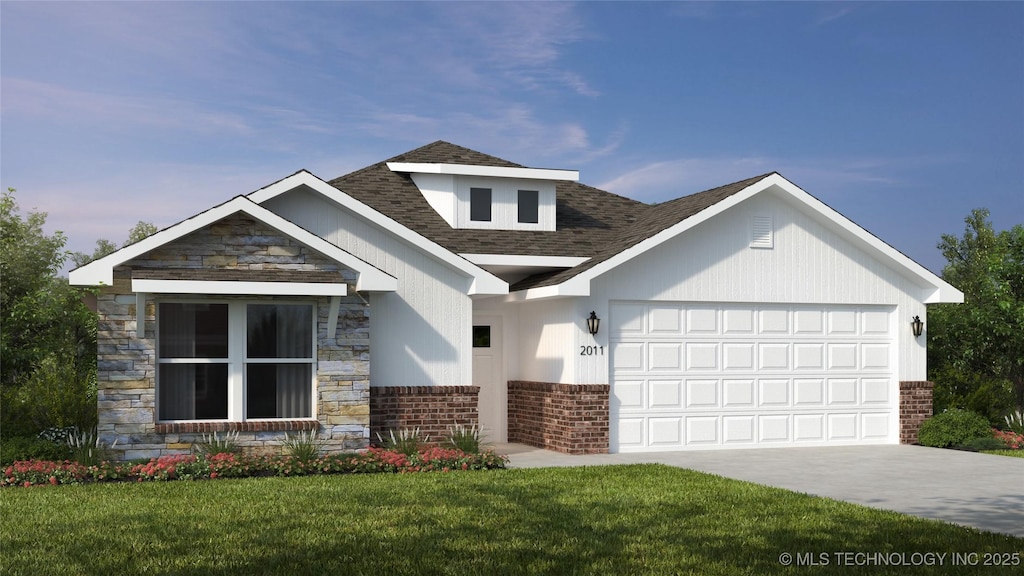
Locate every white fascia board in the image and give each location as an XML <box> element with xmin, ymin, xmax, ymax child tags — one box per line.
<box><xmin>132</xmin><ymin>279</ymin><xmax>348</xmax><ymax>296</ymax></box>
<box><xmin>69</xmin><ymin>194</ymin><xmax>396</xmax><ymax>292</ymax></box>
<box><xmin>460</xmin><ymin>254</ymin><xmax>590</xmax><ymax>268</ymax></box>
<box><xmin>248</xmin><ymin>171</ymin><xmax>508</xmax><ymax>296</ymax></box>
<box><xmin>503</xmin><ymin>284</ymin><xmax>573</xmax><ymax>303</ymax></box>
<box><xmin>386</xmin><ymin>162</ymin><xmax>579</xmax><ymax>182</ymax></box>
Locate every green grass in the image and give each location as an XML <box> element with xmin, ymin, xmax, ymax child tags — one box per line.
<box><xmin>1</xmin><ymin>465</ymin><xmax>1020</xmax><ymax>575</ymax></box>
<box><xmin>983</xmin><ymin>449</ymin><xmax>1024</xmax><ymax>458</ymax></box>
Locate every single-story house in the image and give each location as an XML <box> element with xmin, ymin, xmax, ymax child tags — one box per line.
<box><xmin>70</xmin><ymin>141</ymin><xmax>963</xmax><ymax>459</ymax></box>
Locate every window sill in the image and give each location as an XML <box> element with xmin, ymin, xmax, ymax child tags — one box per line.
<box><xmin>154</xmin><ymin>420</ymin><xmax>320</xmax><ymax>434</ymax></box>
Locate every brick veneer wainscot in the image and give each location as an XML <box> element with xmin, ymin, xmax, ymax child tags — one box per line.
<box><xmin>899</xmin><ymin>380</ymin><xmax>935</xmax><ymax>445</ymax></box>
<box><xmin>507</xmin><ymin>381</ymin><xmax>609</xmax><ymax>455</ymax></box>
<box><xmin>96</xmin><ymin>213</ymin><xmax>371</xmax><ymax>460</ymax></box>
<box><xmin>369</xmin><ymin>386</ymin><xmax>479</xmax><ymax>444</ymax></box>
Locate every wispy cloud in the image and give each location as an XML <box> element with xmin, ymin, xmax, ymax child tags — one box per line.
<box><xmin>3</xmin><ymin>78</ymin><xmax>255</xmax><ymax>136</ymax></box>
<box><xmin>598</xmin><ymin>155</ymin><xmax>902</xmax><ymax>203</ymax></box>
<box><xmin>813</xmin><ymin>5</ymin><xmax>857</xmax><ymax>27</ymax></box>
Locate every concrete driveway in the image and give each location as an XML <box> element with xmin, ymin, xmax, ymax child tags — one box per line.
<box><xmin>497</xmin><ymin>443</ymin><xmax>1024</xmax><ymax>538</ymax></box>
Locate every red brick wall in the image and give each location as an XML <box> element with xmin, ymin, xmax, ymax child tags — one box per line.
<box><xmin>369</xmin><ymin>386</ymin><xmax>479</xmax><ymax>444</ymax></box>
<box><xmin>900</xmin><ymin>381</ymin><xmax>934</xmax><ymax>444</ymax></box>
<box><xmin>507</xmin><ymin>381</ymin><xmax>609</xmax><ymax>455</ymax></box>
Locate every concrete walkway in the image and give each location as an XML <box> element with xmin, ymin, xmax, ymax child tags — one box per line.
<box><xmin>495</xmin><ymin>443</ymin><xmax>1024</xmax><ymax>538</ymax></box>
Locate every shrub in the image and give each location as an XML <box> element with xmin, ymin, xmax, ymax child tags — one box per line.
<box><xmin>1004</xmin><ymin>410</ymin><xmax>1024</xmax><ymax>435</ymax></box>
<box><xmin>993</xmin><ymin>428</ymin><xmax>1024</xmax><ymax>449</ymax></box>
<box><xmin>918</xmin><ymin>408</ymin><xmax>993</xmax><ymax>448</ymax></box>
<box><xmin>192</xmin><ymin>431</ymin><xmax>240</xmax><ymax>456</ymax></box>
<box><xmin>0</xmin><ymin>436</ymin><xmax>70</xmax><ymax>466</ymax></box>
<box><xmin>443</xmin><ymin>424</ymin><xmax>484</xmax><ymax>454</ymax></box>
<box><xmin>376</xmin><ymin>428</ymin><xmax>426</xmax><ymax>457</ymax></box>
<box><xmin>282</xmin><ymin>429</ymin><xmax>325</xmax><ymax>463</ymax></box>
<box><xmin>957</xmin><ymin>436</ymin><xmax>1009</xmax><ymax>452</ymax></box>
<box><xmin>67</xmin><ymin>428</ymin><xmax>116</xmax><ymax>466</ymax></box>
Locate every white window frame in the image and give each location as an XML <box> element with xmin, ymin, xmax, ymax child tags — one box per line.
<box><xmin>155</xmin><ymin>299</ymin><xmax>317</xmax><ymax>423</ymax></box>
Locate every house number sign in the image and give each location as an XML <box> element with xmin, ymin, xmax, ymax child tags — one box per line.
<box><xmin>579</xmin><ymin>345</ymin><xmax>605</xmax><ymax>356</ymax></box>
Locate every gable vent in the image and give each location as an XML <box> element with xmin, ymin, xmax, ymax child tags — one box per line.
<box><xmin>751</xmin><ymin>215</ymin><xmax>774</xmax><ymax>249</ymax></box>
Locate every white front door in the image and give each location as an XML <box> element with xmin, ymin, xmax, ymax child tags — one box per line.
<box><xmin>472</xmin><ymin>316</ymin><xmax>506</xmax><ymax>442</ymax></box>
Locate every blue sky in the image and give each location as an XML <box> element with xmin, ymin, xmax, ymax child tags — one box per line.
<box><xmin>2</xmin><ymin>1</ymin><xmax>1021</xmax><ymax>275</ymax></box>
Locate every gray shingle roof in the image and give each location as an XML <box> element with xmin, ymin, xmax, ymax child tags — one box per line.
<box><xmin>328</xmin><ymin>141</ymin><xmax>773</xmax><ymax>291</ymax></box>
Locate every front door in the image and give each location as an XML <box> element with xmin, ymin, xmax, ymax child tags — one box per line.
<box><xmin>472</xmin><ymin>316</ymin><xmax>505</xmax><ymax>442</ymax></box>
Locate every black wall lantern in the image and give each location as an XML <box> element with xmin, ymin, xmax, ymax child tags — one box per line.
<box><xmin>587</xmin><ymin>311</ymin><xmax>600</xmax><ymax>336</ymax></box>
<box><xmin>911</xmin><ymin>315</ymin><xmax>924</xmax><ymax>338</ymax></box>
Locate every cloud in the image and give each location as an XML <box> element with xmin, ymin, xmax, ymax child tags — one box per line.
<box><xmin>814</xmin><ymin>5</ymin><xmax>857</xmax><ymax>27</ymax></box>
<box><xmin>3</xmin><ymin>78</ymin><xmax>255</xmax><ymax>137</ymax></box>
<box><xmin>357</xmin><ymin>104</ymin><xmax>621</xmax><ymax>165</ymax></box>
<box><xmin>598</xmin><ymin>155</ymin><xmax>902</xmax><ymax>203</ymax></box>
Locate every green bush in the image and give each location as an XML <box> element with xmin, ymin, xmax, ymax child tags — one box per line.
<box><xmin>918</xmin><ymin>408</ymin><xmax>993</xmax><ymax>448</ymax></box>
<box><xmin>1005</xmin><ymin>410</ymin><xmax>1024</xmax><ymax>435</ymax></box>
<box><xmin>930</xmin><ymin>366</ymin><xmax>1014</xmax><ymax>427</ymax></box>
<box><xmin>0</xmin><ymin>436</ymin><xmax>71</xmax><ymax>465</ymax></box>
<box><xmin>443</xmin><ymin>424</ymin><xmax>484</xmax><ymax>454</ymax></box>
<box><xmin>192</xmin><ymin>431</ymin><xmax>241</xmax><ymax>456</ymax></box>
<box><xmin>957</xmin><ymin>436</ymin><xmax>1008</xmax><ymax>452</ymax></box>
<box><xmin>282</xmin><ymin>429</ymin><xmax>325</xmax><ymax>463</ymax></box>
<box><xmin>376</xmin><ymin>428</ymin><xmax>426</xmax><ymax>457</ymax></box>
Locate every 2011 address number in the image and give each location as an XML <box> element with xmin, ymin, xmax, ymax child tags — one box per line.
<box><xmin>580</xmin><ymin>345</ymin><xmax>605</xmax><ymax>356</ymax></box>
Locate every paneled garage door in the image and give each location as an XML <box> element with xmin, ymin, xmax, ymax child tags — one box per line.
<box><xmin>610</xmin><ymin>302</ymin><xmax>896</xmax><ymax>452</ymax></box>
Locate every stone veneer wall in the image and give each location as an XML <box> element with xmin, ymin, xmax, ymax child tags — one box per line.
<box><xmin>899</xmin><ymin>380</ymin><xmax>934</xmax><ymax>445</ymax></box>
<box><xmin>507</xmin><ymin>381</ymin><xmax>609</xmax><ymax>455</ymax></box>
<box><xmin>369</xmin><ymin>386</ymin><xmax>479</xmax><ymax>444</ymax></box>
<box><xmin>96</xmin><ymin>213</ymin><xmax>370</xmax><ymax>460</ymax></box>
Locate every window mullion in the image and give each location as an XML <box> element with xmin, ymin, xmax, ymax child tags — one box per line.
<box><xmin>228</xmin><ymin>303</ymin><xmax>247</xmax><ymax>421</ymax></box>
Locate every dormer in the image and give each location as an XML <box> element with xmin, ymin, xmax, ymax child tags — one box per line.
<box><xmin>386</xmin><ymin>162</ymin><xmax>579</xmax><ymax>232</ymax></box>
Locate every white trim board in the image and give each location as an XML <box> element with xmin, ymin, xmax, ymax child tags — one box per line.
<box><xmin>131</xmin><ymin>279</ymin><xmax>348</xmax><ymax>296</ymax></box>
<box><xmin>69</xmin><ymin>195</ymin><xmax>397</xmax><ymax>292</ymax></box>
<box><xmin>386</xmin><ymin>162</ymin><xmax>578</xmax><ymax>182</ymax></box>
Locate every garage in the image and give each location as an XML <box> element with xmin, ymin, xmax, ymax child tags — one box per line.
<box><xmin>610</xmin><ymin>301</ymin><xmax>896</xmax><ymax>452</ymax></box>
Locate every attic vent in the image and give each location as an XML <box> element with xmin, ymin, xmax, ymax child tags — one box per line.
<box><xmin>751</xmin><ymin>215</ymin><xmax>774</xmax><ymax>249</ymax></box>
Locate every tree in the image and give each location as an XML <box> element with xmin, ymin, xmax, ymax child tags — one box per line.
<box><xmin>1</xmin><ymin>189</ymin><xmax>99</xmax><ymax>436</ymax></box>
<box><xmin>928</xmin><ymin>208</ymin><xmax>1024</xmax><ymax>423</ymax></box>
<box><xmin>0</xmin><ymin>189</ymin><xmax>71</xmax><ymax>387</ymax></box>
<box><xmin>70</xmin><ymin>221</ymin><xmax>158</xmax><ymax>267</ymax></box>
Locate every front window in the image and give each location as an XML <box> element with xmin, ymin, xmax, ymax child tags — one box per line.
<box><xmin>157</xmin><ymin>301</ymin><xmax>315</xmax><ymax>421</ymax></box>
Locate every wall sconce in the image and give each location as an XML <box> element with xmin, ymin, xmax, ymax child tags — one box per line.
<box><xmin>587</xmin><ymin>311</ymin><xmax>600</xmax><ymax>336</ymax></box>
<box><xmin>911</xmin><ymin>315</ymin><xmax>924</xmax><ymax>338</ymax></box>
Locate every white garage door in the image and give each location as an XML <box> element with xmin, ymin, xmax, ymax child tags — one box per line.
<box><xmin>610</xmin><ymin>302</ymin><xmax>896</xmax><ymax>452</ymax></box>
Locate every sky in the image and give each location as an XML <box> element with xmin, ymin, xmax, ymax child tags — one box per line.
<box><xmin>2</xmin><ymin>1</ymin><xmax>1022</xmax><ymax>276</ymax></box>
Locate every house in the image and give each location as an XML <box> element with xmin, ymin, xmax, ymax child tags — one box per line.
<box><xmin>70</xmin><ymin>141</ymin><xmax>963</xmax><ymax>459</ymax></box>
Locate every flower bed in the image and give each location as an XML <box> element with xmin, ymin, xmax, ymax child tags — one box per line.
<box><xmin>2</xmin><ymin>448</ymin><xmax>507</xmax><ymax>488</ymax></box>
<box><xmin>993</xmin><ymin>428</ymin><xmax>1024</xmax><ymax>450</ymax></box>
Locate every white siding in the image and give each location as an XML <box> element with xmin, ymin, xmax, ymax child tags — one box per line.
<box><xmin>264</xmin><ymin>188</ymin><xmax>473</xmax><ymax>387</ymax></box>
<box><xmin>411</xmin><ymin>174</ymin><xmax>457</xmax><ymax>227</ymax></box>
<box><xmin>581</xmin><ymin>190</ymin><xmax>929</xmax><ymax>384</ymax></box>
<box><xmin>516</xmin><ymin>298</ymin><xmax>578</xmax><ymax>384</ymax></box>
<box><xmin>454</xmin><ymin>176</ymin><xmax>556</xmax><ymax>231</ymax></box>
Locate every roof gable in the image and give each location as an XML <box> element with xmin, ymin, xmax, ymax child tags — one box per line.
<box><xmin>247</xmin><ymin>170</ymin><xmax>508</xmax><ymax>295</ymax></box>
<box><xmin>69</xmin><ymin>196</ymin><xmax>397</xmax><ymax>292</ymax></box>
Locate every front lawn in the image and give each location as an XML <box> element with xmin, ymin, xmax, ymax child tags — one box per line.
<box><xmin>1</xmin><ymin>464</ymin><xmax>1020</xmax><ymax>575</ymax></box>
<box><xmin>983</xmin><ymin>449</ymin><xmax>1024</xmax><ymax>458</ymax></box>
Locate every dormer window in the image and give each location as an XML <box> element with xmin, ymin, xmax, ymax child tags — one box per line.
<box><xmin>518</xmin><ymin>190</ymin><xmax>539</xmax><ymax>224</ymax></box>
<box><xmin>386</xmin><ymin>161</ymin><xmax>577</xmax><ymax>231</ymax></box>
<box><xmin>470</xmin><ymin>187</ymin><xmax>492</xmax><ymax>222</ymax></box>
